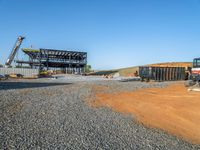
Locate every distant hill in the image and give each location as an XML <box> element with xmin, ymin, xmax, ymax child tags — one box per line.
<box><xmin>148</xmin><ymin>62</ymin><xmax>192</xmax><ymax>67</ymax></box>
<box><xmin>90</xmin><ymin>62</ymin><xmax>192</xmax><ymax>77</ymax></box>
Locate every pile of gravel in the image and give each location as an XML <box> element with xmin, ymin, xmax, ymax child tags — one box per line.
<box><xmin>0</xmin><ymin>78</ymin><xmax>199</xmax><ymax>149</ymax></box>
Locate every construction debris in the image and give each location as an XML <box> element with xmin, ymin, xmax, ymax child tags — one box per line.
<box><xmin>0</xmin><ymin>74</ymin><xmax>8</xmax><ymax>80</ymax></box>
<box><xmin>188</xmin><ymin>83</ymin><xmax>200</xmax><ymax>92</ymax></box>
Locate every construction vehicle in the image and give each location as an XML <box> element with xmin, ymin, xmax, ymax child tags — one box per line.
<box><xmin>5</xmin><ymin>36</ymin><xmax>25</xmax><ymax>67</ymax></box>
<box><xmin>191</xmin><ymin>58</ymin><xmax>200</xmax><ymax>81</ymax></box>
<box><xmin>185</xmin><ymin>58</ymin><xmax>200</xmax><ymax>90</ymax></box>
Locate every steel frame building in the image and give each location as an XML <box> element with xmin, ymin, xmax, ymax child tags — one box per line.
<box><xmin>16</xmin><ymin>48</ymin><xmax>87</xmax><ymax>74</ymax></box>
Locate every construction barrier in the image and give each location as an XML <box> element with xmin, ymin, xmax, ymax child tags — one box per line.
<box><xmin>0</xmin><ymin>68</ymin><xmax>39</xmax><ymax>78</ymax></box>
<box><xmin>139</xmin><ymin>66</ymin><xmax>186</xmax><ymax>81</ymax></box>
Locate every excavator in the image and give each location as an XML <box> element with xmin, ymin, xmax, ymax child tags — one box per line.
<box><xmin>5</xmin><ymin>36</ymin><xmax>25</xmax><ymax>67</ymax></box>
<box><xmin>186</xmin><ymin>57</ymin><xmax>200</xmax><ymax>91</ymax></box>
<box><xmin>191</xmin><ymin>58</ymin><xmax>200</xmax><ymax>81</ymax></box>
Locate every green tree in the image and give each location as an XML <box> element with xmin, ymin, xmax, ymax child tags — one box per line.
<box><xmin>85</xmin><ymin>65</ymin><xmax>92</xmax><ymax>73</ymax></box>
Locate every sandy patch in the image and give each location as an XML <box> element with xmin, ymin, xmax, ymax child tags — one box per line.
<box><xmin>92</xmin><ymin>83</ymin><xmax>200</xmax><ymax>144</ymax></box>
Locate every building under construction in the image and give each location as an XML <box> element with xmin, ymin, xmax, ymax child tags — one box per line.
<box><xmin>16</xmin><ymin>48</ymin><xmax>87</xmax><ymax>74</ymax></box>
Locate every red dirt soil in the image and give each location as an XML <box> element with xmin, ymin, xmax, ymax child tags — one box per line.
<box><xmin>92</xmin><ymin>83</ymin><xmax>200</xmax><ymax>144</ymax></box>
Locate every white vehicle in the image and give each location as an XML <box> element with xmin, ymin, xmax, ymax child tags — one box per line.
<box><xmin>191</xmin><ymin>58</ymin><xmax>200</xmax><ymax>82</ymax></box>
<box><xmin>186</xmin><ymin>58</ymin><xmax>200</xmax><ymax>88</ymax></box>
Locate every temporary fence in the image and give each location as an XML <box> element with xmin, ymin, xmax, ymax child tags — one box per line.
<box><xmin>0</xmin><ymin>68</ymin><xmax>39</xmax><ymax>77</ymax></box>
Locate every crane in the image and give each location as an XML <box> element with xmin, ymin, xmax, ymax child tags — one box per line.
<box><xmin>5</xmin><ymin>36</ymin><xmax>25</xmax><ymax>67</ymax></box>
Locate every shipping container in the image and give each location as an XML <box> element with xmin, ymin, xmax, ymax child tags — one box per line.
<box><xmin>139</xmin><ymin>66</ymin><xmax>185</xmax><ymax>81</ymax></box>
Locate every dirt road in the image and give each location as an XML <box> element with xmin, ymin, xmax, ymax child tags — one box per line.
<box><xmin>92</xmin><ymin>83</ymin><xmax>200</xmax><ymax>144</ymax></box>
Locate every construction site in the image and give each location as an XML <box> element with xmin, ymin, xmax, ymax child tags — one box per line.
<box><xmin>1</xmin><ymin>0</ymin><xmax>200</xmax><ymax>148</ymax></box>
<box><xmin>0</xmin><ymin>36</ymin><xmax>87</xmax><ymax>78</ymax></box>
<box><xmin>1</xmin><ymin>36</ymin><xmax>200</xmax><ymax>149</ymax></box>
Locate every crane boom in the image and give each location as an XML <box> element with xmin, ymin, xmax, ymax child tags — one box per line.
<box><xmin>5</xmin><ymin>36</ymin><xmax>25</xmax><ymax>67</ymax></box>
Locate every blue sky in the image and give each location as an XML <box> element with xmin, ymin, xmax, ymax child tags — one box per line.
<box><xmin>0</xmin><ymin>0</ymin><xmax>200</xmax><ymax>69</ymax></box>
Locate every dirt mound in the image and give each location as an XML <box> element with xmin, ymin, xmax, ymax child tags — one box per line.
<box><xmin>92</xmin><ymin>83</ymin><xmax>200</xmax><ymax>144</ymax></box>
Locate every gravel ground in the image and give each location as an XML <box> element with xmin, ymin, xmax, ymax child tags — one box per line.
<box><xmin>0</xmin><ymin>76</ymin><xmax>200</xmax><ymax>149</ymax></box>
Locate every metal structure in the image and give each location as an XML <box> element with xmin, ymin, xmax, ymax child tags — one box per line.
<box><xmin>16</xmin><ymin>48</ymin><xmax>87</xmax><ymax>74</ymax></box>
<box><xmin>139</xmin><ymin>66</ymin><xmax>186</xmax><ymax>81</ymax></box>
<box><xmin>5</xmin><ymin>36</ymin><xmax>25</xmax><ymax>67</ymax></box>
